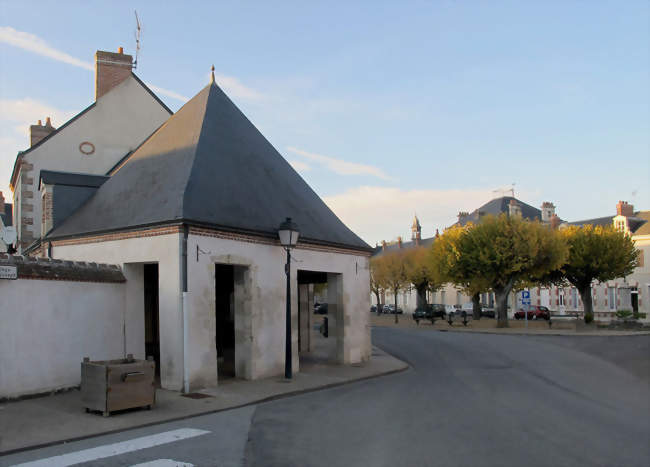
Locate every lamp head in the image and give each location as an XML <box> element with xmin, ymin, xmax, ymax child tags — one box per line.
<box><xmin>278</xmin><ymin>217</ymin><xmax>300</xmax><ymax>248</ymax></box>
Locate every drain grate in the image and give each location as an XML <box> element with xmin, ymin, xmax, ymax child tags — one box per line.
<box><xmin>181</xmin><ymin>392</ymin><xmax>213</xmax><ymax>399</ymax></box>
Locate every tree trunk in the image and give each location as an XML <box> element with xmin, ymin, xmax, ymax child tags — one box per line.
<box><xmin>374</xmin><ymin>290</ymin><xmax>382</xmax><ymax>314</ymax></box>
<box><xmin>495</xmin><ymin>280</ymin><xmax>514</xmax><ymax>328</ymax></box>
<box><xmin>416</xmin><ymin>284</ymin><xmax>427</xmax><ymax>310</ymax></box>
<box><xmin>472</xmin><ymin>292</ymin><xmax>481</xmax><ymax>320</ymax></box>
<box><xmin>579</xmin><ymin>286</ymin><xmax>593</xmax><ymax>323</ymax></box>
<box><xmin>394</xmin><ymin>288</ymin><xmax>399</xmax><ymax>324</ymax></box>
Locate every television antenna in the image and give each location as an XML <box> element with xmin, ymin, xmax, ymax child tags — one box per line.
<box><xmin>133</xmin><ymin>11</ymin><xmax>142</xmax><ymax>69</ymax></box>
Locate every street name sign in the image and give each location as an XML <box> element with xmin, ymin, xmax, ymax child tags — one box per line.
<box><xmin>0</xmin><ymin>265</ymin><xmax>17</xmax><ymax>279</ymax></box>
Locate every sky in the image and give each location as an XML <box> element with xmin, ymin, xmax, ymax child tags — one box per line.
<box><xmin>1</xmin><ymin>1</ymin><xmax>648</xmax><ymax>246</ymax></box>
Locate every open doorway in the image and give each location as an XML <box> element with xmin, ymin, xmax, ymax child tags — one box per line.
<box><xmin>143</xmin><ymin>264</ymin><xmax>160</xmax><ymax>377</ymax></box>
<box><xmin>215</xmin><ymin>264</ymin><xmax>235</xmax><ymax>379</ymax></box>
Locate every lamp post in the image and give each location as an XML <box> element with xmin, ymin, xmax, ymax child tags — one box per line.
<box><xmin>278</xmin><ymin>217</ymin><xmax>300</xmax><ymax>379</ymax></box>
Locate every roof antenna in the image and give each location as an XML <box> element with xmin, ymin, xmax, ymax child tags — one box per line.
<box><xmin>510</xmin><ymin>182</ymin><xmax>515</xmax><ymax>198</ymax></box>
<box><xmin>133</xmin><ymin>10</ymin><xmax>142</xmax><ymax>69</ymax></box>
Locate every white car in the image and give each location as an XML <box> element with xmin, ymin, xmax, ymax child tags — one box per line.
<box><xmin>444</xmin><ymin>305</ymin><xmax>458</xmax><ymax>316</ymax></box>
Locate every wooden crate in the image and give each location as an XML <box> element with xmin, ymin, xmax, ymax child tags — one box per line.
<box><xmin>81</xmin><ymin>354</ymin><xmax>155</xmax><ymax>417</ymax></box>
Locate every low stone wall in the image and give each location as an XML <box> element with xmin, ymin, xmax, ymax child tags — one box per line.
<box><xmin>0</xmin><ymin>254</ymin><xmax>127</xmax><ymax>399</ymax></box>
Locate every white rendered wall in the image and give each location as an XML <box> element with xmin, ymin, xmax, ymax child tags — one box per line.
<box><xmin>15</xmin><ymin>76</ymin><xmax>171</xmax><ymax>245</ymax></box>
<box><xmin>185</xmin><ymin>234</ymin><xmax>371</xmax><ymax>390</ymax></box>
<box><xmin>0</xmin><ymin>278</ymin><xmax>124</xmax><ymax>399</ymax></box>
<box><xmin>52</xmin><ymin>233</ymin><xmax>183</xmax><ymax>390</ymax></box>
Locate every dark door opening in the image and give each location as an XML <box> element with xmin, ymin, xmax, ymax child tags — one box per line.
<box><xmin>216</xmin><ymin>264</ymin><xmax>235</xmax><ymax>379</ymax></box>
<box><xmin>631</xmin><ymin>289</ymin><xmax>639</xmax><ymax>313</ymax></box>
<box><xmin>144</xmin><ymin>263</ymin><xmax>160</xmax><ymax>377</ymax></box>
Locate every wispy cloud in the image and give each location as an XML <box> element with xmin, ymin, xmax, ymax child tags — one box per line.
<box><xmin>323</xmin><ymin>186</ymin><xmax>496</xmax><ymax>245</ymax></box>
<box><xmin>289</xmin><ymin>160</ymin><xmax>311</xmax><ymax>172</ymax></box>
<box><xmin>287</xmin><ymin>146</ymin><xmax>395</xmax><ymax>181</ymax></box>
<box><xmin>0</xmin><ymin>26</ymin><xmax>189</xmax><ymax>103</ymax></box>
<box><xmin>0</xmin><ymin>26</ymin><xmax>93</xmax><ymax>71</ymax></box>
<box><xmin>146</xmin><ymin>85</ymin><xmax>189</xmax><ymax>103</ymax></box>
<box><xmin>214</xmin><ymin>73</ymin><xmax>263</xmax><ymax>101</ymax></box>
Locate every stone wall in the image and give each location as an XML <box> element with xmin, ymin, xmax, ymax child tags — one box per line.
<box><xmin>0</xmin><ymin>254</ymin><xmax>127</xmax><ymax>399</ymax></box>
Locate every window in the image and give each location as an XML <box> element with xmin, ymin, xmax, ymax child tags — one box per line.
<box><xmin>608</xmin><ymin>287</ymin><xmax>617</xmax><ymax>311</ymax></box>
<box><xmin>441</xmin><ymin>290</ymin><xmax>446</xmax><ymax>304</ymax></box>
<box><xmin>559</xmin><ymin>291</ymin><xmax>564</xmax><ymax>307</ymax></box>
<box><xmin>456</xmin><ymin>291</ymin><xmax>461</xmax><ymax>305</ymax></box>
<box><xmin>571</xmin><ymin>288</ymin><xmax>578</xmax><ymax>309</ymax></box>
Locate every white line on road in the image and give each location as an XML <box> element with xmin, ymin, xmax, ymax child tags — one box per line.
<box><xmin>11</xmin><ymin>428</ymin><xmax>210</xmax><ymax>467</ymax></box>
<box><xmin>130</xmin><ymin>460</ymin><xmax>194</xmax><ymax>467</ymax></box>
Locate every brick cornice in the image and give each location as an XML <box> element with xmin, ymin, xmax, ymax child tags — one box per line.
<box><xmin>50</xmin><ymin>223</ymin><xmax>371</xmax><ymax>257</ymax></box>
<box><xmin>189</xmin><ymin>226</ymin><xmax>372</xmax><ymax>257</ymax></box>
<box><xmin>51</xmin><ymin>225</ymin><xmax>182</xmax><ymax>247</ymax></box>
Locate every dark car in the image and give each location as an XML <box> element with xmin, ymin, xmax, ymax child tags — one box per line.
<box><xmin>314</xmin><ymin>303</ymin><xmax>328</xmax><ymax>314</ymax></box>
<box><xmin>514</xmin><ymin>305</ymin><xmax>550</xmax><ymax>320</ymax></box>
<box><xmin>383</xmin><ymin>304</ymin><xmax>403</xmax><ymax>314</ymax></box>
<box><xmin>413</xmin><ymin>304</ymin><xmax>444</xmax><ymax>323</ymax></box>
<box><xmin>481</xmin><ymin>307</ymin><xmax>496</xmax><ymax>318</ymax></box>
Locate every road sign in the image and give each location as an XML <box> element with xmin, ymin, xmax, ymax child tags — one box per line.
<box><xmin>0</xmin><ymin>265</ymin><xmax>17</xmax><ymax>279</ymax></box>
<box><xmin>522</xmin><ymin>290</ymin><xmax>531</xmax><ymax>305</ymax></box>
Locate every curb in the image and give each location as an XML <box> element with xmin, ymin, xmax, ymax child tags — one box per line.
<box><xmin>0</xmin><ymin>356</ymin><xmax>409</xmax><ymax>456</ymax></box>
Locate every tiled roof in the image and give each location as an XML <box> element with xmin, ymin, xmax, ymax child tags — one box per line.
<box><xmin>48</xmin><ymin>80</ymin><xmax>371</xmax><ymax>252</ymax></box>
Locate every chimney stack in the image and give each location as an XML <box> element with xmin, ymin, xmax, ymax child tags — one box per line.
<box><xmin>550</xmin><ymin>214</ymin><xmax>561</xmax><ymax>230</ymax></box>
<box><xmin>95</xmin><ymin>47</ymin><xmax>133</xmax><ymax>100</ymax></box>
<box><xmin>616</xmin><ymin>201</ymin><xmax>634</xmax><ymax>217</ymax></box>
<box><xmin>508</xmin><ymin>199</ymin><xmax>522</xmax><ymax>218</ymax></box>
<box><xmin>541</xmin><ymin>202</ymin><xmax>556</xmax><ymax>223</ymax></box>
<box><xmin>30</xmin><ymin>117</ymin><xmax>56</xmax><ymax>147</ymax></box>
<box><xmin>381</xmin><ymin>240</ymin><xmax>387</xmax><ymax>251</ymax></box>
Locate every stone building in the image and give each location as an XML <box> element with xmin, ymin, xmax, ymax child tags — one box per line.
<box><xmin>14</xmin><ymin>70</ymin><xmax>372</xmax><ymax>394</ymax></box>
<box><xmin>8</xmin><ymin>47</ymin><xmax>172</xmax><ymax>252</ymax></box>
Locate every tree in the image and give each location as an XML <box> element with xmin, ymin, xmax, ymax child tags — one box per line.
<box><xmin>369</xmin><ymin>256</ymin><xmax>386</xmax><ymax>313</ymax></box>
<box><xmin>453</xmin><ymin>215</ymin><xmax>568</xmax><ymax>327</ymax></box>
<box><xmin>373</xmin><ymin>250</ymin><xmax>408</xmax><ymax>323</ymax></box>
<box><xmin>403</xmin><ymin>246</ymin><xmax>443</xmax><ymax>311</ymax></box>
<box><xmin>558</xmin><ymin>225</ymin><xmax>639</xmax><ymax>322</ymax></box>
<box><xmin>430</xmin><ymin>226</ymin><xmax>490</xmax><ymax>320</ymax></box>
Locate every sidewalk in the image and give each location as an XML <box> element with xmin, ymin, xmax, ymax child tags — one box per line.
<box><xmin>0</xmin><ymin>346</ymin><xmax>407</xmax><ymax>455</ymax></box>
<box><xmin>371</xmin><ymin>314</ymin><xmax>650</xmax><ymax>336</ymax></box>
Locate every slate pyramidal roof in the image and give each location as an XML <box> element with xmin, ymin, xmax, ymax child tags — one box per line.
<box><xmin>48</xmin><ymin>80</ymin><xmax>371</xmax><ymax>252</ymax></box>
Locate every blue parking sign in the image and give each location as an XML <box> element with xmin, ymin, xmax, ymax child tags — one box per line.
<box><xmin>522</xmin><ymin>290</ymin><xmax>531</xmax><ymax>305</ymax></box>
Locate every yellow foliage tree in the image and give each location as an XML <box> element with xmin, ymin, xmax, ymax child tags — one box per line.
<box><xmin>372</xmin><ymin>250</ymin><xmax>408</xmax><ymax>323</ymax></box>
<box><xmin>559</xmin><ymin>225</ymin><xmax>639</xmax><ymax>322</ymax></box>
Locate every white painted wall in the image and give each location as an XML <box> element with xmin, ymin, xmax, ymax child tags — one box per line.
<box><xmin>16</xmin><ymin>76</ymin><xmax>171</xmax><ymax>246</ymax></box>
<box><xmin>52</xmin><ymin>233</ymin><xmax>183</xmax><ymax>390</ymax></box>
<box><xmin>0</xmin><ymin>278</ymin><xmax>124</xmax><ymax>399</ymax></box>
<box><xmin>185</xmin><ymin>234</ymin><xmax>371</xmax><ymax>390</ymax></box>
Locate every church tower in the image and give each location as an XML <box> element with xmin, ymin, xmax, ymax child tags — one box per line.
<box><xmin>411</xmin><ymin>214</ymin><xmax>421</xmax><ymax>244</ymax></box>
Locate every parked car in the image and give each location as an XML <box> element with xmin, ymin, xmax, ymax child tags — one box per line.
<box><xmin>314</xmin><ymin>303</ymin><xmax>328</xmax><ymax>314</ymax></box>
<box><xmin>481</xmin><ymin>307</ymin><xmax>496</xmax><ymax>318</ymax></box>
<box><xmin>413</xmin><ymin>304</ymin><xmax>445</xmax><ymax>322</ymax></box>
<box><xmin>514</xmin><ymin>305</ymin><xmax>550</xmax><ymax>320</ymax></box>
<box><xmin>383</xmin><ymin>304</ymin><xmax>403</xmax><ymax>314</ymax></box>
<box><xmin>371</xmin><ymin>305</ymin><xmax>377</xmax><ymax>313</ymax></box>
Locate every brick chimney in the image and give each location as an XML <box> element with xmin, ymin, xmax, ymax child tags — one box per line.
<box><xmin>95</xmin><ymin>47</ymin><xmax>133</xmax><ymax>100</ymax></box>
<box><xmin>550</xmin><ymin>214</ymin><xmax>561</xmax><ymax>230</ymax></box>
<box><xmin>457</xmin><ymin>211</ymin><xmax>469</xmax><ymax>223</ymax></box>
<box><xmin>30</xmin><ymin>117</ymin><xmax>56</xmax><ymax>147</ymax></box>
<box><xmin>541</xmin><ymin>202</ymin><xmax>556</xmax><ymax>223</ymax></box>
<box><xmin>508</xmin><ymin>199</ymin><xmax>522</xmax><ymax>218</ymax></box>
<box><xmin>616</xmin><ymin>201</ymin><xmax>634</xmax><ymax>217</ymax></box>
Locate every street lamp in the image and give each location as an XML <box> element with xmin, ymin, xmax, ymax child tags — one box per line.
<box><xmin>278</xmin><ymin>217</ymin><xmax>300</xmax><ymax>379</ymax></box>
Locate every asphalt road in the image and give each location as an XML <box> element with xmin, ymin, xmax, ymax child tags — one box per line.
<box><xmin>2</xmin><ymin>328</ymin><xmax>648</xmax><ymax>467</ymax></box>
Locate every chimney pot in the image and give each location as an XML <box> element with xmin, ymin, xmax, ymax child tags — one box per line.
<box><xmin>45</xmin><ymin>117</ymin><xmax>52</xmax><ymax>127</ymax></box>
<box><xmin>37</xmin><ymin>119</ymin><xmax>42</xmax><ymax>125</ymax></box>
<box><xmin>118</xmin><ymin>46</ymin><xmax>124</xmax><ymax>54</ymax></box>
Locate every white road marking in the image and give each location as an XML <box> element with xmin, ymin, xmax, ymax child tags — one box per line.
<box><xmin>11</xmin><ymin>428</ymin><xmax>210</xmax><ymax>467</ymax></box>
<box><xmin>130</xmin><ymin>460</ymin><xmax>194</xmax><ymax>466</ymax></box>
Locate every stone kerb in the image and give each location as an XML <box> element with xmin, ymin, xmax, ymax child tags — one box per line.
<box><xmin>0</xmin><ymin>253</ymin><xmax>125</xmax><ymax>283</ymax></box>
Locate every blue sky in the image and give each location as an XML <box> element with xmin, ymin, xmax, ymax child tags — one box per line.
<box><xmin>1</xmin><ymin>1</ymin><xmax>648</xmax><ymax>245</ymax></box>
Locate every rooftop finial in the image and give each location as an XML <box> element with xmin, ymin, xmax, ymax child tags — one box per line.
<box><xmin>210</xmin><ymin>65</ymin><xmax>215</xmax><ymax>84</ymax></box>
